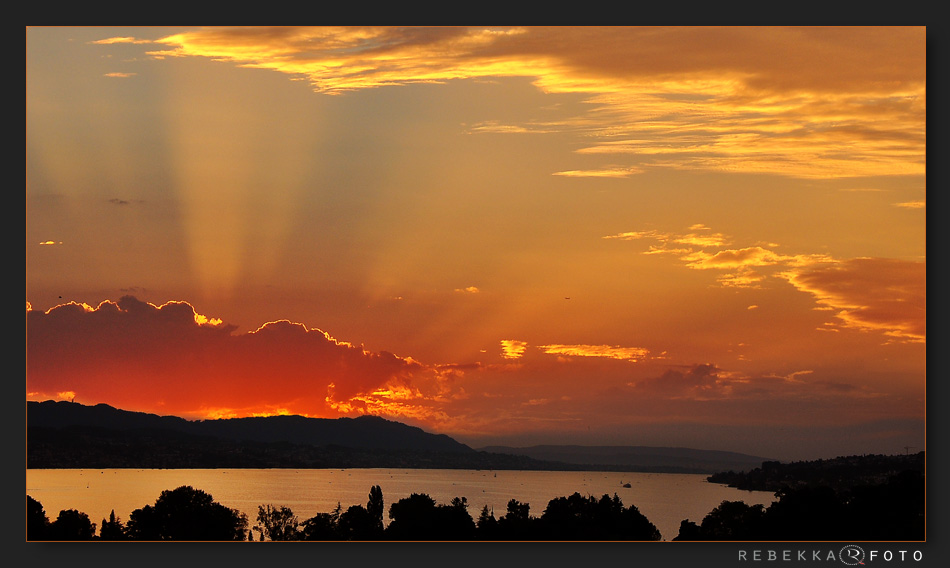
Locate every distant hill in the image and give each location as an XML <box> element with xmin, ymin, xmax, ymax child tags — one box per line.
<box><xmin>27</xmin><ymin>400</ymin><xmax>769</xmax><ymax>473</ymax></box>
<box><xmin>27</xmin><ymin>400</ymin><xmax>569</xmax><ymax>470</ymax></box>
<box><xmin>478</xmin><ymin>445</ymin><xmax>771</xmax><ymax>474</ymax></box>
<box><xmin>707</xmin><ymin>452</ymin><xmax>926</xmax><ymax>492</ymax></box>
<box><xmin>28</xmin><ymin>400</ymin><xmax>471</xmax><ymax>453</ymax></box>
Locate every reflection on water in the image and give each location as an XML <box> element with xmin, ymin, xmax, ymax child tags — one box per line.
<box><xmin>27</xmin><ymin>468</ymin><xmax>776</xmax><ymax>541</ymax></box>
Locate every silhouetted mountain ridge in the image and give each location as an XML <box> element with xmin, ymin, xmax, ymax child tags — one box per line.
<box><xmin>28</xmin><ymin>400</ymin><xmax>471</xmax><ymax>453</ymax></box>
<box><xmin>28</xmin><ymin>401</ymin><xmax>770</xmax><ymax>472</ymax></box>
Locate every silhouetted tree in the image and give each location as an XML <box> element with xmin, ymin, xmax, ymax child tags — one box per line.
<box><xmin>698</xmin><ymin>500</ymin><xmax>767</xmax><ymax>540</ymax></box>
<box><xmin>763</xmin><ymin>485</ymin><xmax>843</xmax><ymax>540</ymax></box>
<box><xmin>255</xmin><ymin>504</ymin><xmax>299</xmax><ymax>541</ymax></box>
<box><xmin>385</xmin><ymin>493</ymin><xmax>477</xmax><ymax>540</ymax></box>
<box><xmin>27</xmin><ymin>496</ymin><xmax>50</xmax><ymax>541</ymax></box>
<box><xmin>126</xmin><ymin>485</ymin><xmax>247</xmax><ymax>540</ymax></box>
<box><xmin>539</xmin><ymin>492</ymin><xmax>660</xmax><ymax>541</ymax></box>
<box><xmin>674</xmin><ymin>500</ymin><xmax>766</xmax><ymax>540</ymax></box>
<box><xmin>476</xmin><ymin>504</ymin><xmax>498</xmax><ymax>540</ymax></box>
<box><xmin>496</xmin><ymin>498</ymin><xmax>537</xmax><ymax>539</ymax></box>
<box><xmin>843</xmin><ymin>469</ymin><xmax>925</xmax><ymax>540</ymax></box>
<box><xmin>300</xmin><ymin>503</ymin><xmax>342</xmax><ymax>541</ymax></box>
<box><xmin>125</xmin><ymin>504</ymin><xmax>161</xmax><ymax>540</ymax></box>
<box><xmin>99</xmin><ymin>509</ymin><xmax>126</xmax><ymax>540</ymax></box>
<box><xmin>672</xmin><ymin>519</ymin><xmax>703</xmax><ymax>541</ymax></box>
<box><xmin>435</xmin><ymin>496</ymin><xmax>476</xmax><ymax>540</ymax></box>
<box><xmin>538</xmin><ymin>493</ymin><xmax>589</xmax><ymax>539</ymax></box>
<box><xmin>338</xmin><ymin>504</ymin><xmax>383</xmax><ymax>540</ymax></box>
<box><xmin>505</xmin><ymin>498</ymin><xmax>530</xmax><ymax>520</ymax></box>
<box><xmin>386</xmin><ymin>493</ymin><xmax>438</xmax><ymax>540</ymax></box>
<box><xmin>675</xmin><ymin>468</ymin><xmax>926</xmax><ymax>542</ymax></box>
<box><xmin>48</xmin><ymin>509</ymin><xmax>96</xmax><ymax>540</ymax></box>
<box><xmin>367</xmin><ymin>485</ymin><xmax>384</xmax><ymax>533</ymax></box>
<box><xmin>618</xmin><ymin>500</ymin><xmax>662</xmax><ymax>541</ymax></box>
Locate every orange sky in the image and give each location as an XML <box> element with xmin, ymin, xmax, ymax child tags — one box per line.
<box><xmin>26</xmin><ymin>27</ymin><xmax>926</xmax><ymax>460</ymax></box>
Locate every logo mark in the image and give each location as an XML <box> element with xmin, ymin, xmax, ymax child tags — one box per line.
<box><xmin>840</xmin><ymin>545</ymin><xmax>866</xmax><ymax>566</ymax></box>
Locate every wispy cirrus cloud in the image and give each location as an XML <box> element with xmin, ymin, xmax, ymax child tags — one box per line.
<box><xmin>606</xmin><ymin>223</ymin><xmax>924</xmax><ymax>342</ymax></box>
<box><xmin>780</xmin><ymin>257</ymin><xmax>925</xmax><ymax>342</ymax></box>
<box><xmin>539</xmin><ymin>344</ymin><xmax>649</xmax><ymax>362</ymax></box>
<box><xmin>500</xmin><ymin>339</ymin><xmax>528</xmax><ymax>359</ymax></box>
<box><xmin>681</xmin><ymin>246</ymin><xmax>798</xmax><ymax>270</ymax></box>
<box><xmin>89</xmin><ymin>37</ymin><xmax>154</xmax><ymax>45</ymax></box>
<box><xmin>603</xmin><ymin>225</ymin><xmax>729</xmax><ymax>249</ymax></box>
<box><xmin>467</xmin><ymin>121</ymin><xmax>547</xmax><ymax>134</ymax></box>
<box><xmin>498</xmin><ymin>340</ymin><xmax>650</xmax><ymax>363</ymax></box>
<box><xmin>605</xmin><ymin>224</ymin><xmax>833</xmax><ymax>288</ymax></box>
<box><xmin>602</xmin><ymin>229</ymin><xmax>666</xmax><ymax>241</ymax></box>
<box><xmin>552</xmin><ymin>166</ymin><xmax>644</xmax><ymax>178</ymax></box>
<box><xmin>95</xmin><ymin>26</ymin><xmax>924</xmax><ymax>180</ymax></box>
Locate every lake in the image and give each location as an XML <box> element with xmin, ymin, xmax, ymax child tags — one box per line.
<box><xmin>26</xmin><ymin>468</ymin><xmax>777</xmax><ymax>541</ymax></box>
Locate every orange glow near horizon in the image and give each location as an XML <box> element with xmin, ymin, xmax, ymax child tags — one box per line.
<box><xmin>27</xmin><ymin>26</ymin><xmax>925</xmax><ymax>460</ymax></box>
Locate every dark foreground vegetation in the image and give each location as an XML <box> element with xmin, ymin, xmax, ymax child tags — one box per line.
<box><xmin>671</xmin><ymin>452</ymin><xmax>926</xmax><ymax>541</ymax></box>
<box><xmin>707</xmin><ymin>451</ymin><xmax>925</xmax><ymax>492</ymax></box>
<box><xmin>27</xmin><ymin>455</ymin><xmax>924</xmax><ymax>541</ymax></box>
<box><xmin>27</xmin><ymin>485</ymin><xmax>661</xmax><ymax>541</ymax></box>
<box><xmin>675</xmin><ymin>468</ymin><xmax>924</xmax><ymax>541</ymax></box>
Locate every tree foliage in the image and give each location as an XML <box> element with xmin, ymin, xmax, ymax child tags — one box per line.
<box><xmin>255</xmin><ymin>504</ymin><xmax>299</xmax><ymax>541</ymax></box>
<box><xmin>126</xmin><ymin>485</ymin><xmax>248</xmax><ymax>541</ymax></box>
<box><xmin>539</xmin><ymin>492</ymin><xmax>661</xmax><ymax>541</ymax></box>
<box><xmin>495</xmin><ymin>498</ymin><xmax>537</xmax><ymax>539</ymax></box>
<box><xmin>99</xmin><ymin>509</ymin><xmax>126</xmax><ymax>540</ymax></box>
<box><xmin>299</xmin><ymin>502</ymin><xmax>342</xmax><ymax>540</ymax></box>
<box><xmin>674</xmin><ymin>469</ymin><xmax>925</xmax><ymax>541</ymax></box>
<box><xmin>338</xmin><ymin>504</ymin><xmax>381</xmax><ymax>540</ymax></box>
<box><xmin>27</xmin><ymin>495</ymin><xmax>50</xmax><ymax>540</ymax></box>
<box><xmin>367</xmin><ymin>484</ymin><xmax>384</xmax><ymax>531</ymax></box>
<box><xmin>48</xmin><ymin>509</ymin><xmax>97</xmax><ymax>540</ymax></box>
<box><xmin>476</xmin><ymin>504</ymin><xmax>498</xmax><ymax>539</ymax></box>
<box><xmin>386</xmin><ymin>492</ymin><xmax>438</xmax><ymax>539</ymax></box>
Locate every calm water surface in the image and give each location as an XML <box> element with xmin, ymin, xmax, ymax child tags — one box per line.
<box><xmin>27</xmin><ymin>468</ymin><xmax>776</xmax><ymax>541</ymax></box>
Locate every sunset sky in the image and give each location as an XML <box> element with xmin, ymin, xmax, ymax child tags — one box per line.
<box><xmin>26</xmin><ymin>26</ymin><xmax>926</xmax><ymax>461</ymax></box>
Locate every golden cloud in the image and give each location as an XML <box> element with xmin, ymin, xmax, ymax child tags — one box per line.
<box><xmin>603</xmin><ymin>226</ymin><xmax>728</xmax><ymax>249</ymax></box>
<box><xmin>500</xmin><ymin>339</ymin><xmax>528</xmax><ymax>359</ymax></box>
<box><xmin>552</xmin><ymin>166</ymin><xmax>644</xmax><ymax>178</ymax></box>
<box><xmin>681</xmin><ymin>246</ymin><xmax>788</xmax><ymax>269</ymax></box>
<box><xmin>109</xmin><ymin>26</ymin><xmax>925</xmax><ymax>180</ymax></box>
<box><xmin>538</xmin><ymin>344</ymin><xmax>649</xmax><ymax>362</ymax></box>
<box><xmin>90</xmin><ymin>37</ymin><xmax>153</xmax><ymax>45</ymax></box>
<box><xmin>780</xmin><ymin>257</ymin><xmax>925</xmax><ymax>342</ymax></box>
<box><xmin>602</xmin><ymin>230</ymin><xmax>667</xmax><ymax>241</ymax></box>
<box><xmin>454</xmin><ymin>286</ymin><xmax>481</xmax><ymax>293</ymax></box>
<box><xmin>672</xmin><ymin>232</ymin><xmax>729</xmax><ymax>247</ymax></box>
